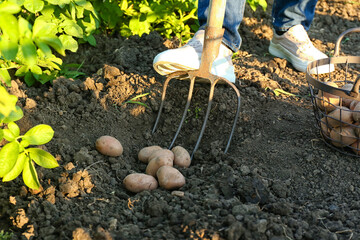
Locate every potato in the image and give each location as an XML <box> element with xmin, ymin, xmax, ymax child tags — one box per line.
<box><xmin>341</xmin><ymin>84</ymin><xmax>354</xmax><ymax>107</ymax></box>
<box><xmin>326</xmin><ymin>106</ymin><xmax>353</xmax><ymax>127</ymax></box>
<box><xmin>352</xmin><ymin>102</ymin><xmax>360</xmax><ymax>122</ymax></box>
<box><xmin>148</xmin><ymin>149</ymin><xmax>174</xmax><ymax>163</ymax></box>
<box><xmin>319</xmin><ymin>117</ymin><xmax>331</xmax><ymax>137</ymax></box>
<box><xmin>330</xmin><ymin>126</ymin><xmax>357</xmax><ymax>147</ymax></box>
<box><xmin>146</xmin><ymin>156</ymin><xmax>173</xmax><ymax>177</ymax></box>
<box><xmin>95</xmin><ymin>136</ymin><xmax>123</xmax><ymax>157</ymax></box>
<box><xmin>156</xmin><ymin>166</ymin><xmax>185</xmax><ymax>190</ymax></box>
<box><xmin>316</xmin><ymin>82</ymin><xmax>341</xmax><ymax>112</ymax></box>
<box><xmin>138</xmin><ymin>145</ymin><xmax>163</xmax><ymax>163</ymax></box>
<box><xmin>349</xmin><ymin>100</ymin><xmax>359</xmax><ymax>111</ymax></box>
<box><xmin>123</xmin><ymin>173</ymin><xmax>158</xmax><ymax>193</ymax></box>
<box><xmin>172</xmin><ymin>146</ymin><xmax>191</xmax><ymax>168</ymax></box>
<box><xmin>350</xmin><ymin>141</ymin><xmax>360</xmax><ymax>155</ymax></box>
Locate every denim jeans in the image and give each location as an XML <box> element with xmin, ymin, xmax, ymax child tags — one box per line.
<box><xmin>198</xmin><ymin>0</ymin><xmax>318</xmax><ymax>52</ymax></box>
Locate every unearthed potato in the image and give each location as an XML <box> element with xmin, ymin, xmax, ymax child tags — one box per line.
<box><xmin>148</xmin><ymin>149</ymin><xmax>174</xmax><ymax>163</ymax></box>
<box><xmin>316</xmin><ymin>82</ymin><xmax>341</xmax><ymax>112</ymax></box>
<box><xmin>156</xmin><ymin>166</ymin><xmax>185</xmax><ymax>190</ymax></box>
<box><xmin>330</xmin><ymin>126</ymin><xmax>357</xmax><ymax>147</ymax></box>
<box><xmin>138</xmin><ymin>145</ymin><xmax>163</xmax><ymax>163</ymax></box>
<box><xmin>352</xmin><ymin>102</ymin><xmax>360</xmax><ymax>122</ymax></box>
<box><xmin>341</xmin><ymin>84</ymin><xmax>354</xmax><ymax>107</ymax></box>
<box><xmin>326</xmin><ymin>106</ymin><xmax>353</xmax><ymax>127</ymax></box>
<box><xmin>172</xmin><ymin>146</ymin><xmax>191</xmax><ymax>168</ymax></box>
<box><xmin>95</xmin><ymin>136</ymin><xmax>123</xmax><ymax>157</ymax></box>
<box><xmin>350</xmin><ymin>100</ymin><xmax>359</xmax><ymax>111</ymax></box>
<box><xmin>123</xmin><ymin>173</ymin><xmax>158</xmax><ymax>193</ymax></box>
<box><xmin>350</xmin><ymin>141</ymin><xmax>360</xmax><ymax>155</ymax></box>
<box><xmin>319</xmin><ymin>117</ymin><xmax>331</xmax><ymax>137</ymax></box>
<box><xmin>146</xmin><ymin>156</ymin><xmax>173</xmax><ymax>177</ymax></box>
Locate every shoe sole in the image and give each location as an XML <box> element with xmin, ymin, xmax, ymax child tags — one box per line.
<box><xmin>269</xmin><ymin>41</ymin><xmax>334</xmax><ymax>74</ymax></box>
<box><xmin>153</xmin><ymin>61</ymin><xmax>234</xmax><ymax>84</ymax></box>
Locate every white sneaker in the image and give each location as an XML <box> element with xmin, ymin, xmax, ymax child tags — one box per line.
<box><xmin>269</xmin><ymin>24</ymin><xmax>335</xmax><ymax>74</ymax></box>
<box><xmin>153</xmin><ymin>30</ymin><xmax>236</xmax><ymax>83</ymax></box>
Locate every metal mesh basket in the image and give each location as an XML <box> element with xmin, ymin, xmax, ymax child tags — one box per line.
<box><xmin>307</xmin><ymin>27</ymin><xmax>360</xmax><ymax>156</ymax></box>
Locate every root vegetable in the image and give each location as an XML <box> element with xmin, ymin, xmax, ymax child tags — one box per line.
<box><xmin>341</xmin><ymin>84</ymin><xmax>354</xmax><ymax>107</ymax></box>
<box><xmin>138</xmin><ymin>146</ymin><xmax>163</xmax><ymax>163</ymax></box>
<box><xmin>146</xmin><ymin>156</ymin><xmax>173</xmax><ymax>177</ymax></box>
<box><xmin>172</xmin><ymin>146</ymin><xmax>191</xmax><ymax>168</ymax></box>
<box><xmin>350</xmin><ymin>141</ymin><xmax>360</xmax><ymax>155</ymax></box>
<box><xmin>319</xmin><ymin>117</ymin><xmax>331</xmax><ymax>137</ymax></box>
<box><xmin>329</xmin><ymin>126</ymin><xmax>357</xmax><ymax>147</ymax></box>
<box><xmin>316</xmin><ymin>82</ymin><xmax>340</xmax><ymax>112</ymax></box>
<box><xmin>156</xmin><ymin>166</ymin><xmax>185</xmax><ymax>190</ymax></box>
<box><xmin>123</xmin><ymin>173</ymin><xmax>158</xmax><ymax>193</ymax></box>
<box><xmin>352</xmin><ymin>102</ymin><xmax>360</xmax><ymax>122</ymax></box>
<box><xmin>350</xmin><ymin>100</ymin><xmax>359</xmax><ymax>111</ymax></box>
<box><xmin>148</xmin><ymin>149</ymin><xmax>174</xmax><ymax>163</ymax></box>
<box><xmin>326</xmin><ymin>106</ymin><xmax>353</xmax><ymax>127</ymax></box>
<box><xmin>95</xmin><ymin>136</ymin><xmax>123</xmax><ymax>157</ymax></box>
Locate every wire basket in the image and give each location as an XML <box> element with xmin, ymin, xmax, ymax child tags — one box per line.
<box><xmin>307</xmin><ymin>27</ymin><xmax>360</xmax><ymax>156</ymax></box>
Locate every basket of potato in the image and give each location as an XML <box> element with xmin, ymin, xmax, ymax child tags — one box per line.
<box><xmin>306</xmin><ymin>27</ymin><xmax>360</xmax><ymax>156</ymax></box>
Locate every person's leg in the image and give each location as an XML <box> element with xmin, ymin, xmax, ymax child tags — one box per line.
<box><xmin>153</xmin><ymin>0</ymin><xmax>246</xmax><ymax>83</ymax></box>
<box><xmin>269</xmin><ymin>0</ymin><xmax>334</xmax><ymax>74</ymax></box>
<box><xmin>271</xmin><ymin>0</ymin><xmax>317</xmax><ymax>32</ymax></box>
<box><xmin>198</xmin><ymin>0</ymin><xmax>246</xmax><ymax>52</ymax></box>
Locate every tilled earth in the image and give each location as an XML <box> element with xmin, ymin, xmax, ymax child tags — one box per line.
<box><xmin>1</xmin><ymin>0</ymin><xmax>360</xmax><ymax>239</ymax></box>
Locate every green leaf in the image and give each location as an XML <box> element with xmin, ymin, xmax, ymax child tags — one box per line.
<box><xmin>20</xmin><ymin>139</ymin><xmax>30</xmax><ymax>148</ymax></box>
<box><xmin>3</xmin><ymin>106</ymin><xmax>24</xmax><ymax>123</ymax></box>
<box><xmin>30</xmin><ymin>65</ymin><xmax>42</xmax><ymax>76</ymax></box>
<box><xmin>9</xmin><ymin>0</ymin><xmax>25</xmax><ymax>5</ymax></box>
<box><xmin>24</xmin><ymin>71</ymin><xmax>35</xmax><ymax>86</ymax></box>
<box><xmin>15</xmin><ymin>65</ymin><xmax>29</xmax><ymax>77</ymax></box>
<box><xmin>59</xmin><ymin>35</ymin><xmax>78</xmax><ymax>52</ymax></box>
<box><xmin>21</xmin><ymin>38</ymin><xmax>37</xmax><ymax>66</ymax></box>
<box><xmin>0</xmin><ymin>1</ymin><xmax>21</xmax><ymax>14</ymax></box>
<box><xmin>0</xmin><ymin>39</ymin><xmax>19</xmax><ymax>60</ymax></box>
<box><xmin>2</xmin><ymin>152</ymin><xmax>27</xmax><ymax>182</ymax></box>
<box><xmin>0</xmin><ymin>141</ymin><xmax>19</xmax><ymax>177</ymax></box>
<box><xmin>3</xmin><ymin>129</ymin><xmax>16</xmax><ymax>141</ymax></box>
<box><xmin>22</xmin><ymin>158</ymin><xmax>40</xmax><ymax>189</ymax></box>
<box><xmin>84</xmin><ymin>34</ymin><xmax>96</xmax><ymax>46</ymax></box>
<box><xmin>34</xmin><ymin>40</ymin><xmax>52</xmax><ymax>57</ymax></box>
<box><xmin>39</xmin><ymin>36</ymin><xmax>65</xmax><ymax>56</ymax></box>
<box><xmin>0</xmin><ymin>129</ymin><xmax>3</xmax><ymax>141</ymax></box>
<box><xmin>61</xmin><ymin>20</ymin><xmax>83</xmax><ymax>38</ymax></box>
<box><xmin>46</xmin><ymin>0</ymin><xmax>70</xmax><ymax>5</ymax></box>
<box><xmin>0</xmin><ymin>87</ymin><xmax>18</xmax><ymax>117</ymax></box>
<box><xmin>27</xmin><ymin>148</ymin><xmax>58</xmax><ymax>168</ymax></box>
<box><xmin>24</xmin><ymin>0</ymin><xmax>44</xmax><ymax>13</ymax></box>
<box><xmin>0</xmin><ymin>14</ymin><xmax>19</xmax><ymax>41</ymax></box>
<box><xmin>0</xmin><ymin>68</ymin><xmax>11</xmax><ymax>86</ymax></box>
<box><xmin>23</xmin><ymin>124</ymin><xmax>54</xmax><ymax>145</ymax></box>
<box><xmin>33</xmin><ymin>16</ymin><xmax>57</xmax><ymax>38</ymax></box>
<box><xmin>7</xmin><ymin>122</ymin><xmax>20</xmax><ymax>137</ymax></box>
<box><xmin>18</xmin><ymin>17</ymin><xmax>32</xmax><ymax>39</ymax></box>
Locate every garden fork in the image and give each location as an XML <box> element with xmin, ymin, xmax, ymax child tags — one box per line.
<box><xmin>152</xmin><ymin>0</ymin><xmax>241</xmax><ymax>159</ymax></box>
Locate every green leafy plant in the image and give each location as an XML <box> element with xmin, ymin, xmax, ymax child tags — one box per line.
<box><xmin>0</xmin><ymin>86</ymin><xmax>58</xmax><ymax>190</ymax></box>
<box><xmin>0</xmin><ymin>230</ymin><xmax>13</xmax><ymax>240</ymax></box>
<box><xmin>92</xmin><ymin>0</ymin><xmax>198</xmax><ymax>43</ymax></box>
<box><xmin>0</xmin><ymin>0</ymin><xmax>99</xmax><ymax>86</ymax></box>
<box><xmin>247</xmin><ymin>0</ymin><xmax>267</xmax><ymax>11</ymax></box>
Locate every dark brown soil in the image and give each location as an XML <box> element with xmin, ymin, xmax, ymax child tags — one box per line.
<box><xmin>1</xmin><ymin>0</ymin><xmax>360</xmax><ymax>239</ymax></box>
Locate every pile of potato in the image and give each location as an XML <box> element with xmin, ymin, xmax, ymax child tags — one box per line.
<box><xmin>123</xmin><ymin>145</ymin><xmax>190</xmax><ymax>193</ymax></box>
<box><xmin>315</xmin><ymin>82</ymin><xmax>360</xmax><ymax>154</ymax></box>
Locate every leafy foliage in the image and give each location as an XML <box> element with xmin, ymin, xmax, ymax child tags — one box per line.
<box><xmin>0</xmin><ymin>0</ymin><xmax>99</xmax><ymax>86</ymax></box>
<box><xmin>92</xmin><ymin>0</ymin><xmax>198</xmax><ymax>43</ymax></box>
<box><xmin>247</xmin><ymin>0</ymin><xmax>267</xmax><ymax>11</ymax></box>
<box><xmin>0</xmin><ymin>86</ymin><xmax>58</xmax><ymax>189</ymax></box>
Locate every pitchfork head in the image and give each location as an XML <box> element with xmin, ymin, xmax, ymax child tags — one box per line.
<box><xmin>152</xmin><ymin>26</ymin><xmax>241</xmax><ymax>159</ymax></box>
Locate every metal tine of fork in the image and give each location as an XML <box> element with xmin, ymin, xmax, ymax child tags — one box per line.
<box><xmin>190</xmin><ymin>76</ymin><xmax>241</xmax><ymax>159</ymax></box>
<box><xmin>152</xmin><ymin>71</ymin><xmax>187</xmax><ymax>134</ymax></box>
<box><xmin>168</xmin><ymin>75</ymin><xmax>196</xmax><ymax>149</ymax></box>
